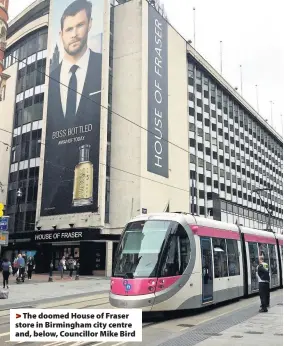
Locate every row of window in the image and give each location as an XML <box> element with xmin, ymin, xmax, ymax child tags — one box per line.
<box><xmin>11</xmin><ymin>129</ymin><xmax>42</xmax><ymax>163</ymax></box>
<box><xmin>187</xmin><ymin>64</ymin><xmax>282</xmax><ymax>160</ymax></box>
<box><xmin>220</xmin><ymin>212</ymin><xmax>283</xmax><ymax>234</ymax></box>
<box><xmin>4</xmin><ymin>29</ymin><xmax>48</xmax><ymax>69</ymax></box>
<box><xmin>17</xmin><ymin>58</ymin><xmax>46</xmax><ymax>94</ymax></box>
<box><xmin>189</xmin><ymin>119</ymin><xmax>282</xmax><ymax>168</ymax></box>
<box><xmin>221</xmin><ymin>201</ymin><xmax>283</xmax><ymax>227</ymax></box>
<box><xmin>188</xmin><ymin>113</ymin><xmax>282</xmax><ymax>169</ymax></box>
<box><xmin>189</xmin><ymin>156</ymin><xmax>283</xmax><ymax>205</ymax></box>
<box><xmin>14</xmin><ymin>93</ymin><xmax>44</xmax><ymax>128</ymax></box>
<box><xmin>190</xmin><ymin>152</ymin><xmax>282</xmax><ymax>195</ymax></box>
<box><xmin>190</xmin><ymin>164</ymin><xmax>282</xmax><ymax>202</ymax></box>
<box><xmin>191</xmin><ymin>183</ymin><xmax>282</xmax><ymax>211</ymax></box>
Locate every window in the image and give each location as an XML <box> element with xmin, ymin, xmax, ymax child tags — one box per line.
<box><xmin>227</xmin><ymin>239</ymin><xmax>240</xmax><ymax>276</ymax></box>
<box><xmin>213</xmin><ymin>238</ymin><xmax>228</xmax><ymax>278</ymax></box>
<box><xmin>268</xmin><ymin>244</ymin><xmax>278</xmax><ymax>286</ymax></box>
<box><xmin>197</xmin><ymin>113</ymin><xmax>203</xmax><ymax>121</ymax></box>
<box><xmin>198</xmin><ymin>143</ymin><xmax>204</xmax><ymax>151</ymax></box>
<box><xmin>248</xmin><ymin>242</ymin><xmax>259</xmax><ymax>291</ymax></box>
<box><xmin>190</xmin><ymin>154</ymin><xmax>196</xmax><ymax>164</ymax></box>
<box><xmin>159</xmin><ymin>224</ymin><xmax>191</xmax><ymax>277</ymax></box>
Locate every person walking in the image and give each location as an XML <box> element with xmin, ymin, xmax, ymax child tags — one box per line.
<box><xmin>27</xmin><ymin>257</ymin><xmax>35</xmax><ymax>280</ymax></box>
<box><xmin>16</xmin><ymin>254</ymin><xmax>26</xmax><ymax>282</ymax></box>
<box><xmin>67</xmin><ymin>256</ymin><xmax>76</xmax><ymax>279</ymax></box>
<box><xmin>1</xmin><ymin>258</ymin><xmax>12</xmax><ymax>289</ymax></box>
<box><xmin>58</xmin><ymin>256</ymin><xmax>66</xmax><ymax>279</ymax></box>
<box><xmin>257</xmin><ymin>255</ymin><xmax>270</xmax><ymax>312</ymax></box>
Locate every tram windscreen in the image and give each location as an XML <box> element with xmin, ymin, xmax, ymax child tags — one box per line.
<box><xmin>113</xmin><ymin>220</ymin><xmax>171</xmax><ymax>278</ymax></box>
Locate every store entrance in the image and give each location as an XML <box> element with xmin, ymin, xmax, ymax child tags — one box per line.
<box><xmin>52</xmin><ymin>244</ymin><xmax>80</xmax><ymax>270</ymax></box>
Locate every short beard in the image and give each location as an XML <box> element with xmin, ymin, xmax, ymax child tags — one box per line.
<box><xmin>64</xmin><ymin>36</ymin><xmax>88</xmax><ymax>56</ymax></box>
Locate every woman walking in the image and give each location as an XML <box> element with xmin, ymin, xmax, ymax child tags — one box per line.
<box><xmin>27</xmin><ymin>256</ymin><xmax>35</xmax><ymax>280</ymax></box>
<box><xmin>58</xmin><ymin>256</ymin><xmax>66</xmax><ymax>279</ymax></box>
<box><xmin>2</xmin><ymin>258</ymin><xmax>12</xmax><ymax>289</ymax></box>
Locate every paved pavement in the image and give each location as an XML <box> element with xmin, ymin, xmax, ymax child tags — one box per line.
<box><xmin>188</xmin><ymin>304</ymin><xmax>283</xmax><ymax>346</ymax></box>
<box><xmin>0</xmin><ymin>276</ymin><xmax>110</xmax><ymax>310</ymax></box>
<box><xmin>0</xmin><ymin>281</ymin><xmax>282</xmax><ymax>346</ymax></box>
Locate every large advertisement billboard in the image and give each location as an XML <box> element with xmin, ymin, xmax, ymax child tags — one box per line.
<box><xmin>41</xmin><ymin>0</ymin><xmax>104</xmax><ymax>216</ymax></box>
<box><xmin>147</xmin><ymin>4</ymin><xmax>168</xmax><ymax>178</ymax></box>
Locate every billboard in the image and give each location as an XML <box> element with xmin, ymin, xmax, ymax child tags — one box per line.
<box><xmin>147</xmin><ymin>4</ymin><xmax>168</xmax><ymax>178</ymax></box>
<box><xmin>41</xmin><ymin>0</ymin><xmax>104</xmax><ymax>216</ymax></box>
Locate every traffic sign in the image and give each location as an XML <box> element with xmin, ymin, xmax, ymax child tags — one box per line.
<box><xmin>0</xmin><ymin>203</ymin><xmax>4</xmax><ymax>218</ymax></box>
<box><xmin>0</xmin><ymin>216</ymin><xmax>9</xmax><ymax>231</ymax></box>
<box><xmin>0</xmin><ymin>231</ymin><xmax>9</xmax><ymax>245</ymax></box>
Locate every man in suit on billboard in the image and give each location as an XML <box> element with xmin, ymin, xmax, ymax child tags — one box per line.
<box><xmin>41</xmin><ymin>0</ymin><xmax>102</xmax><ymax>216</ymax></box>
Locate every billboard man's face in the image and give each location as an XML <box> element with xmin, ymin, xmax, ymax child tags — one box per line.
<box><xmin>60</xmin><ymin>9</ymin><xmax>92</xmax><ymax>57</ymax></box>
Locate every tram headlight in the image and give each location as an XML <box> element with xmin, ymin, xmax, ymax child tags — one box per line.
<box><xmin>148</xmin><ymin>279</ymin><xmax>157</xmax><ymax>292</ymax></box>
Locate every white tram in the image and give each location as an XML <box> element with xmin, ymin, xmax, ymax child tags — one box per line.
<box><xmin>109</xmin><ymin>212</ymin><xmax>283</xmax><ymax>311</ymax></box>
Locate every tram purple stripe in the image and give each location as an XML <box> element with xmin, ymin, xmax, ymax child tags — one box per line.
<box><xmin>190</xmin><ymin>225</ymin><xmax>240</xmax><ymax>240</ymax></box>
<box><xmin>244</xmin><ymin>233</ymin><xmax>277</xmax><ymax>244</ymax></box>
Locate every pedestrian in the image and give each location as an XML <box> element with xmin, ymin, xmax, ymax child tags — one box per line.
<box><xmin>27</xmin><ymin>256</ymin><xmax>35</xmax><ymax>280</ymax></box>
<box><xmin>257</xmin><ymin>255</ymin><xmax>270</xmax><ymax>312</ymax></box>
<box><xmin>67</xmin><ymin>256</ymin><xmax>75</xmax><ymax>278</ymax></box>
<box><xmin>16</xmin><ymin>254</ymin><xmax>26</xmax><ymax>282</ymax></box>
<box><xmin>12</xmin><ymin>257</ymin><xmax>18</xmax><ymax>276</ymax></box>
<box><xmin>1</xmin><ymin>258</ymin><xmax>12</xmax><ymax>289</ymax></box>
<box><xmin>58</xmin><ymin>256</ymin><xmax>66</xmax><ymax>279</ymax></box>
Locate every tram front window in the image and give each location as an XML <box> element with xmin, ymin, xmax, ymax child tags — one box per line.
<box><xmin>113</xmin><ymin>220</ymin><xmax>171</xmax><ymax>278</ymax></box>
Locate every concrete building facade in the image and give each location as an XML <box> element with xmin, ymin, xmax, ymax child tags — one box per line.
<box><xmin>0</xmin><ymin>0</ymin><xmax>282</xmax><ymax>275</ymax></box>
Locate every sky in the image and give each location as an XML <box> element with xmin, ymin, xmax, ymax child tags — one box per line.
<box><xmin>8</xmin><ymin>0</ymin><xmax>284</xmax><ymax>138</ymax></box>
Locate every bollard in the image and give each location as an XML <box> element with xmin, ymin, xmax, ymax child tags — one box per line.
<box><xmin>75</xmin><ymin>262</ymin><xmax>80</xmax><ymax>280</ymax></box>
<box><xmin>48</xmin><ymin>262</ymin><xmax>53</xmax><ymax>282</ymax></box>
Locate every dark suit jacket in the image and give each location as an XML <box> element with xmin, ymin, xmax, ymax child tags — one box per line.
<box><xmin>41</xmin><ymin>50</ymin><xmax>102</xmax><ymax>216</ymax></box>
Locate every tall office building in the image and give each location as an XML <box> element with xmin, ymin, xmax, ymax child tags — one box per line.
<box><xmin>0</xmin><ymin>0</ymin><xmax>282</xmax><ymax>274</ymax></box>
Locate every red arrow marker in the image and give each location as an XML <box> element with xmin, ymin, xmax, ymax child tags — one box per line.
<box><xmin>16</xmin><ymin>314</ymin><xmax>21</xmax><ymax>319</ymax></box>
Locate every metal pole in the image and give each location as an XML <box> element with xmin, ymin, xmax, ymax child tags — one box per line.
<box><xmin>240</xmin><ymin>65</ymin><xmax>243</xmax><ymax>95</ymax></box>
<box><xmin>270</xmin><ymin>101</ymin><xmax>273</xmax><ymax>127</ymax></box>
<box><xmin>255</xmin><ymin>85</ymin><xmax>259</xmax><ymax>113</ymax></box>
<box><xmin>193</xmin><ymin>7</ymin><xmax>196</xmax><ymax>49</ymax></box>
<box><xmin>220</xmin><ymin>41</ymin><xmax>223</xmax><ymax>74</ymax></box>
<box><xmin>191</xmin><ymin>177</ymin><xmax>195</xmax><ymax>214</ymax></box>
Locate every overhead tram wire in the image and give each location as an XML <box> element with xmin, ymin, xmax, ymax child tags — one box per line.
<box><xmin>0</xmin><ymin>47</ymin><xmax>190</xmax><ymax>157</ymax></box>
<box><xmin>0</xmin><ymin>125</ymin><xmax>191</xmax><ymax>194</ymax></box>
<box><xmin>0</xmin><ymin>44</ymin><xmax>195</xmax><ymax>195</ymax></box>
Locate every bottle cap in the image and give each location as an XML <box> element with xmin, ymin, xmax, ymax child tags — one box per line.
<box><xmin>79</xmin><ymin>144</ymin><xmax>91</xmax><ymax>162</ymax></box>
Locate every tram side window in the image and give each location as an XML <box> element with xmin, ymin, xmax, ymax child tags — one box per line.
<box><xmin>212</xmin><ymin>238</ymin><xmax>228</xmax><ymax>278</ymax></box>
<box><xmin>248</xmin><ymin>242</ymin><xmax>259</xmax><ymax>291</ymax></box>
<box><xmin>226</xmin><ymin>239</ymin><xmax>240</xmax><ymax>276</ymax></box>
<box><xmin>159</xmin><ymin>225</ymin><xmax>191</xmax><ymax>277</ymax></box>
<box><xmin>268</xmin><ymin>244</ymin><xmax>278</xmax><ymax>276</ymax></box>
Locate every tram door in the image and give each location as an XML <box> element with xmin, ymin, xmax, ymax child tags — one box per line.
<box><xmin>200</xmin><ymin>237</ymin><xmax>213</xmax><ymax>303</ymax></box>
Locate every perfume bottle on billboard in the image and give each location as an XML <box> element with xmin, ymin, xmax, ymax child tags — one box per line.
<box><xmin>72</xmin><ymin>144</ymin><xmax>93</xmax><ymax>207</ymax></box>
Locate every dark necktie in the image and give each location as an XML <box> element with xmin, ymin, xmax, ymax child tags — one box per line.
<box><xmin>65</xmin><ymin>65</ymin><xmax>79</xmax><ymax>117</ymax></box>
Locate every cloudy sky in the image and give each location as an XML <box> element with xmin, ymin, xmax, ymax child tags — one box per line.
<box><xmin>9</xmin><ymin>0</ymin><xmax>283</xmax><ymax>137</ymax></box>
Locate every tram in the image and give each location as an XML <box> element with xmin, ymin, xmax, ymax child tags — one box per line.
<box><xmin>109</xmin><ymin>212</ymin><xmax>283</xmax><ymax>311</ymax></box>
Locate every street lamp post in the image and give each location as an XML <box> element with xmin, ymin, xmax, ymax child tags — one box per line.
<box><xmin>16</xmin><ymin>188</ymin><xmax>22</xmax><ymax>232</ymax></box>
<box><xmin>252</xmin><ymin>188</ymin><xmax>273</xmax><ymax>232</ymax></box>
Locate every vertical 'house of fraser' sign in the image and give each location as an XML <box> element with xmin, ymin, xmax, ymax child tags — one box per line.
<box><xmin>147</xmin><ymin>4</ymin><xmax>168</xmax><ymax>178</ymax></box>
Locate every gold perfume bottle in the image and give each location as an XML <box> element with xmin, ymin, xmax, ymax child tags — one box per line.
<box><xmin>72</xmin><ymin>144</ymin><xmax>93</xmax><ymax>207</ymax></box>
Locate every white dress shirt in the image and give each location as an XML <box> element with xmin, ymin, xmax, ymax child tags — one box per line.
<box><xmin>60</xmin><ymin>48</ymin><xmax>90</xmax><ymax>117</ymax></box>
